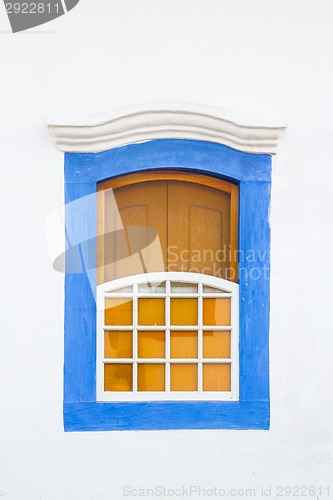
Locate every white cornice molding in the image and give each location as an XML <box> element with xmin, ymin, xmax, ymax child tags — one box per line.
<box><xmin>47</xmin><ymin>104</ymin><xmax>287</xmax><ymax>155</ymax></box>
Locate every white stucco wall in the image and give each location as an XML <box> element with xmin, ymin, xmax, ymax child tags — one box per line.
<box><xmin>0</xmin><ymin>1</ymin><xmax>332</xmax><ymax>499</ymax></box>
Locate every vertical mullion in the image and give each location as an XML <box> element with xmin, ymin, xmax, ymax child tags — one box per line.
<box><xmin>133</xmin><ymin>283</ymin><xmax>138</xmax><ymax>392</ymax></box>
<box><xmin>198</xmin><ymin>281</ymin><xmax>203</xmax><ymax>392</ymax></box>
<box><xmin>165</xmin><ymin>280</ymin><xmax>170</xmax><ymax>392</ymax></box>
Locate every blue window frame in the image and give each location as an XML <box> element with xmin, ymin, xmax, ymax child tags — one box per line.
<box><xmin>64</xmin><ymin>139</ymin><xmax>271</xmax><ymax>431</ymax></box>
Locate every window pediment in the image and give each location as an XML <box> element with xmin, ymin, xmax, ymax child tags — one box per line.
<box><xmin>48</xmin><ymin>104</ymin><xmax>286</xmax><ymax>154</ymax></box>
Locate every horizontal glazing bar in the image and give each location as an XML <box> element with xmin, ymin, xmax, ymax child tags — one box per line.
<box><xmin>104</xmin><ymin>326</ymin><xmax>232</xmax><ymax>331</ymax></box>
<box><xmin>104</xmin><ymin>293</ymin><xmax>232</xmax><ymax>299</ymax></box>
<box><xmin>103</xmin><ymin>358</ymin><xmax>232</xmax><ymax>363</ymax></box>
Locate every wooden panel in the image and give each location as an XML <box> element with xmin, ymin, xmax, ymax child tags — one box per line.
<box><xmin>104</xmin><ymin>331</ymin><xmax>132</xmax><ymax>358</ymax></box>
<box><xmin>203</xmin><ymin>331</ymin><xmax>230</xmax><ymax>358</ymax></box>
<box><xmin>167</xmin><ymin>181</ymin><xmax>231</xmax><ymax>279</ymax></box>
<box><xmin>98</xmin><ymin>188</ymin><xmax>125</xmax><ymax>284</ymax></box>
<box><xmin>105</xmin><ymin>298</ymin><xmax>133</xmax><ymax>326</ymax></box>
<box><xmin>138</xmin><ymin>364</ymin><xmax>165</xmax><ymax>391</ymax></box>
<box><xmin>229</xmin><ymin>184</ymin><xmax>239</xmax><ymax>281</ymax></box>
<box><xmin>203</xmin><ymin>298</ymin><xmax>231</xmax><ymax>326</ymax></box>
<box><xmin>116</xmin><ymin>205</ymin><xmax>148</xmax><ymax>280</ymax></box>
<box><xmin>203</xmin><ymin>363</ymin><xmax>231</xmax><ymax>391</ymax></box>
<box><xmin>170</xmin><ymin>298</ymin><xmax>198</xmax><ymax>325</ymax></box>
<box><xmin>138</xmin><ymin>331</ymin><xmax>165</xmax><ymax>358</ymax></box>
<box><xmin>170</xmin><ymin>331</ymin><xmax>198</xmax><ymax>358</ymax></box>
<box><xmin>101</xmin><ymin>181</ymin><xmax>167</xmax><ymax>282</ymax></box>
<box><xmin>138</xmin><ymin>298</ymin><xmax>165</xmax><ymax>326</ymax></box>
<box><xmin>104</xmin><ymin>364</ymin><xmax>132</xmax><ymax>391</ymax></box>
<box><xmin>170</xmin><ymin>364</ymin><xmax>197</xmax><ymax>391</ymax></box>
<box><xmin>189</xmin><ymin>204</ymin><xmax>223</xmax><ymax>275</ymax></box>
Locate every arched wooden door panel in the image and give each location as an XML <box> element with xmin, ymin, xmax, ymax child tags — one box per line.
<box><xmin>167</xmin><ymin>180</ymin><xmax>231</xmax><ymax>277</ymax></box>
<box><xmin>102</xmin><ymin>180</ymin><xmax>167</xmax><ymax>282</ymax></box>
<box><xmin>97</xmin><ymin>171</ymin><xmax>238</xmax><ymax>284</ymax></box>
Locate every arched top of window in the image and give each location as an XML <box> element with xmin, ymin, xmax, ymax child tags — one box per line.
<box><xmin>98</xmin><ymin>271</ymin><xmax>239</xmax><ymax>296</ymax></box>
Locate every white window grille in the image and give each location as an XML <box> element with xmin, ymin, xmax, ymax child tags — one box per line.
<box><xmin>96</xmin><ymin>272</ymin><xmax>239</xmax><ymax>401</ymax></box>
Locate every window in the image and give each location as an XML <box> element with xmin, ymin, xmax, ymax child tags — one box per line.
<box><xmin>95</xmin><ymin>171</ymin><xmax>240</xmax><ymax>402</ymax></box>
<box><xmin>48</xmin><ymin>105</ymin><xmax>286</xmax><ymax>431</ymax></box>
<box><xmin>63</xmin><ymin>138</ymin><xmax>272</xmax><ymax>431</ymax></box>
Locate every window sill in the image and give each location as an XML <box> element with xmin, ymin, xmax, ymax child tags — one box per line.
<box><xmin>64</xmin><ymin>401</ymin><xmax>270</xmax><ymax>431</ymax></box>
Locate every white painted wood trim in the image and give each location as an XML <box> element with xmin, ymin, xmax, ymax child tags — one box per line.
<box><xmin>48</xmin><ymin>104</ymin><xmax>286</xmax><ymax>154</ymax></box>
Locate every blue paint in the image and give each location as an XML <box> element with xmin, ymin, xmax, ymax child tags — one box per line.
<box><xmin>65</xmin><ymin>139</ymin><xmax>271</xmax><ymax>185</ymax></box>
<box><xmin>64</xmin><ymin>139</ymin><xmax>271</xmax><ymax>431</ymax></box>
<box><xmin>64</xmin><ymin>181</ymin><xmax>97</xmax><ymax>403</ymax></box>
<box><xmin>238</xmin><ymin>181</ymin><xmax>271</xmax><ymax>402</ymax></box>
<box><xmin>64</xmin><ymin>402</ymin><xmax>270</xmax><ymax>431</ymax></box>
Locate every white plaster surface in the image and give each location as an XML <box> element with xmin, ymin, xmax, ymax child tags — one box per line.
<box><xmin>0</xmin><ymin>1</ymin><xmax>332</xmax><ymax>499</ymax></box>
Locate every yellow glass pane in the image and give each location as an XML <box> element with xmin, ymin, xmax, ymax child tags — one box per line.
<box><xmin>138</xmin><ymin>298</ymin><xmax>165</xmax><ymax>326</ymax></box>
<box><xmin>170</xmin><ymin>364</ymin><xmax>197</xmax><ymax>391</ymax></box>
<box><xmin>138</xmin><ymin>364</ymin><xmax>165</xmax><ymax>391</ymax></box>
<box><xmin>203</xmin><ymin>363</ymin><xmax>231</xmax><ymax>391</ymax></box>
<box><xmin>105</xmin><ymin>298</ymin><xmax>133</xmax><ymax>326</ymax></box>
<box><xmin>170</xmin><ymin>298</ymin><xmax>198</xmax><ymax>325</ymax></box>
<box><xmin>138</xmin><ymin>331</ymin><xmax>165</xmax><ymax>358</ymax></box>
<box><xmin>170</xmin><ymin>331</ymin><xmax>198</xmax><ymax>358</ymax></box>
<box><xmin>203</xmin><ymin>331</ymin><xmax>230</xmax><ymax>358</ymax></box>
<box><xmin>203</xmin><ymin>298</ymin><xmax>231</xmax><ymax>326</ymax></box>
<box><xmin>104</xmin><ymin>331</ymin><xmax>132</xmax><ymax>358</ymax></box>
<box><xmin>104</xmin><ymin>364</ymin><xmax>132</xmax><ymax>391</ymax></box>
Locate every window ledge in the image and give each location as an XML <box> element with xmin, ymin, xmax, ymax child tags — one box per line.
<box><xmin>64</xmin><ymin>401</ymin><xmax>270</xmax><ymax>432</ymax></box>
